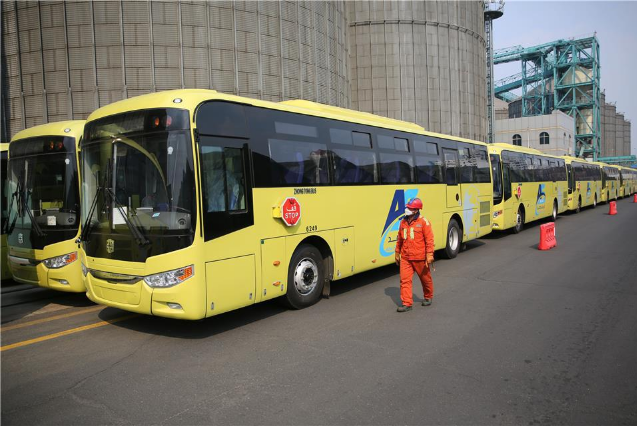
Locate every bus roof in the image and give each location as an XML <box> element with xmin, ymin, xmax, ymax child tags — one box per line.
<box><xmin>85</xmin><ymin>89</ymin><xmax>488</xmax><ymax>147</ymax></box>
<box><xmin>10</xmin><ymin>120</ymin><xmax>86</xmax><ymax>143</ymax></box>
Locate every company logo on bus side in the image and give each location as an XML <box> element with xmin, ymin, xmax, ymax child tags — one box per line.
<box><xmin>379</xmin><ymin>189</ymin><xmax>419</xmax><ymax>257</ymax></box>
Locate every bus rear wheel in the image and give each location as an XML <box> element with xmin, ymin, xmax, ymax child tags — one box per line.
<box><xmin>284</xmin><ymin>244</ymin><xmax>325</xmax><ymax>309</ymax></box>
<box><xmin>443</xmin><ymin>219</ymin><xmax>462</xmax><ymax>259</ymax></box>
<box><xmin>513</xmin><ymin>207</ymin><xmax>525</xmax><ymax>234</ymax></box>
<box><xmin>552</xmin><ymin>200</ymin><xmax>558</xmax><ymax>221</ymax></box>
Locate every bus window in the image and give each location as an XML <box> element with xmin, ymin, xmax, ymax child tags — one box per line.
<box><xmin>474</xmin><ymin>147</ymin><xmax>491</xmax><ymax>183</ymax></box>
<box><xmin>201</xmin><ymin>146</ymin><xmax>246</xmax><ymax>212</ymax></box>
<box><xmin>415</xmin><ymin>155</ymin><xmax>442</xmax><ymax>184</ymax></box>
<box><xmin>502</xmin><ymin>160</ymin><xmax>512</xmax><ymax>201</ymax></box>
<box><xmin>458</xmin><ymin>145</ymin><xmax>474</xmax><ymax>183</ymax></box>
<box><xmin>352</xmin><ymin>132</ymin><xmax>372</xmax><ymax>148</ymax></box>
<box><xmin>567</xmin><ymin>164</ymin><xmax>574</xmax><ymax>193</ymax></box>
<box><xmin>490</xmin><ymin>154</ymin><xmax>502</xmax><ymax>204</ymax></box>
<box><xmin>378</xmin><ymin>135</ymin><xmax>410</xmax><ymax>152</ymax></box>
<box><xmin>332</xmin><ymin>149</ymin><xmax>377</xmax><ymax>184</ymax></box>
<box><xmin>379</xmin><ymin>152</ymin><xmax>413</xmax><ymax>184</ymax></box>
<box><xmin>443</xmin><ymin>149</ymin><xmax>458</xmax><ymax>185</ymax></box>
<box><xmin>269</xmin><ymin>139</ymin><xmax>329</xmax><ymax>185</ymax></box>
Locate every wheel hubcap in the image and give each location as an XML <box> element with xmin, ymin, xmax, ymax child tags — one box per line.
<box><xmin>293</xmin><ymin>258</ymin><xmax>318</xmax><ymax>295</ymax></box>
<box><xmin>448</xmin><ymin>228</ymin><xmax>459</xmax><ymax>251</ymax></box>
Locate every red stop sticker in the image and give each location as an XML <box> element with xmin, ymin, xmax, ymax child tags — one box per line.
<box><xmin>516</xmin><ymin>185</ymin><xmax>522</xmax><ymax>198</ymax></box>
<box><xmin>281</xmin><ymin>197</ymin><xmax>301</xmax><ymax>226</ymax></box>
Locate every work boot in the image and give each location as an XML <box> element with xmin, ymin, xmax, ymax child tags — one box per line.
<box><xmin>421</xmin><ymin>299</ymin><xmax>432</xmax><ymax>307</ymax></box>
<box><xmin>396</xmin><ymin>305</ymin><xmax>412</xmax><ymax>312</ymax></box>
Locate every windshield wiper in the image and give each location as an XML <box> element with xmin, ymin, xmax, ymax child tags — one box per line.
<box><xmin>104</xmin><ymin>187</ymin><xmax>149</xmax><ymax>246</ymax></box>
<box><xmin>21</xmin><ymin>189</ymin><xmax>46</xmax><ymax>237</ymax></box>
<box><xmin>78</xmin><ymin>186</ymin><xmax>103</xmax><ymax>244</ymax></box>
<box><xmin>7</xmin><ymin>180</ymin><xmax>46</xmax><ymax>237</ymax></box>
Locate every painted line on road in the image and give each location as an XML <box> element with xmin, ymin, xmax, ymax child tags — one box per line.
<box><xmin>2</xmin><ymin>305</ymin><xmax>104</xmax><ymax>331</ymax></box>
<box><xmin>0</xmin><ymin>314</ymin><xmax>138</xmax><ymax>352</ymax></box>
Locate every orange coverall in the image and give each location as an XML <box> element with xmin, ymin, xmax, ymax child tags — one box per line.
<box><xmin>395</xmin><ymin>214</ymin><xmax>435</xmax><ymax>307</ymax></box>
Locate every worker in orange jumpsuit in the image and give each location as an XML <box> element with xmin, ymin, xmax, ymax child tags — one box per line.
<box><xmin>394</xmin><ymin>197</ymin><xmax>435</xmax><ymax>312</ymax></box>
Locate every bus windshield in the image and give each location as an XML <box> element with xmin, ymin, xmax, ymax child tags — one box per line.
<box><xmin>490</xmin><ymin>154</ymin><xmax>502</xmax><ymax>204</ymax></box>
<box><xmin>81</xmin><ymin>109</ymin><xmax>196</xmax><ymax>261</ymax></box>
<box><xmin>6</xmin><ymin>136</ymin><xmax>80</xmax><ymax>250</ymax></box>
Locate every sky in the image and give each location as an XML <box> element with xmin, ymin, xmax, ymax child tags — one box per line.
<box><xmin>493</xmin><ymin>0</ymin><xmax>637</xmax><ymax>157</ymax></box>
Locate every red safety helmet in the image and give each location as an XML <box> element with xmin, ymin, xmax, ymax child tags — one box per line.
<box><xmin>406</xmin><ymin>198</ymin><xmax>423</xmax><ymax>210</ymax></box>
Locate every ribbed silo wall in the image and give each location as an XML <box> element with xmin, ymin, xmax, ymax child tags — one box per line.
<box><xmin>624</xmin><ymin>120</ymin><xmax>631</xmax><ymax>158</ymax></box>
<box><xmin>1</xmin><ymin>0</ymin><xmax>349</xmax><ymax>140</ymax></box>
<box><xmin>615</xmin><ymin>113</ymin><xmax>625</xmax><ymax>158</ymax></box>
<box><xmin>348</xmin><ymin>0</ymin><xmax>487</xmax><ymax>141</ymax></box>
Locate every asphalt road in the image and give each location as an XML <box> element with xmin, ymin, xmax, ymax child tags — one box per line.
<box><xmin>2</xmin><ymin>197</ymin><xmax>637</xmax><ymax>425</ymax></box>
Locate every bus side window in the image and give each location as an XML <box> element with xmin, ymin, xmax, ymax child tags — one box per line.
<box><xmin>201</xmin><ymin>146</ymin><xmax>246</xmax><ymax>213</ymax></box>
<box><xmin>269</xmin><ymin>139</ymin><xmax>329</xmax><ymax>186</ymax></box>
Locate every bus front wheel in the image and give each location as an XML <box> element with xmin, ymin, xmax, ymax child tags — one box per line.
<box><xmin>513</xmin><ymin>207</ymin><xmax>525</xmax><ymax>234</ymax></box>
<box><xmin>443</xmin><ymin>219</ymin><xmax>462</xmax><ymax>259</ymax></box>
<box><xmin>593</xmin><ymin>195</ymin><xmax>597</xmax><ymax>208</ymax></box>
<box><xmin>284</xmin><ymin>244</ymin><xmax>325</xmax><ymax>309</ymax></box>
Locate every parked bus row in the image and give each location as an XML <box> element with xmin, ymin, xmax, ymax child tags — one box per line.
<box><xmin>3</xmin><ymin>89</ymin><xmax>636</xmax><ymax>319</ymax></box>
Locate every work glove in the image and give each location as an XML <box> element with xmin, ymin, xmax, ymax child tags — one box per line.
<box><xmin>395</xmin><ymin>253</ymin><xmax>401</xmax><ymax>265</ymax></box>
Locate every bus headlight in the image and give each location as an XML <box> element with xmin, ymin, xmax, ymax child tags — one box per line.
<box><xmin>144</xmin><ymin>265</ymin><xmax>194</xmax><ymax>288</ymax></box>
<box><xmin>43</xmin><ymin>252</ymin><xmax>78</xmax><ymax>269</ymax></box>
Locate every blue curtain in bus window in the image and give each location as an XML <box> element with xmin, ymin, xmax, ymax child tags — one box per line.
<box><xmin>415</xmin><ymin>155</ymin><xmax>442</xmax><ymax>183</ymax></box>
<box><xmin>269</xmin><ymin>139</ymin><xmax>329</xmax><ymax>185</ymax></box>
<box><xmin>380</xmin><ymin>153</ymin><xmax>413</xmax><ymax>184</ymax></box>
<box><xmin>332</xmin><ymin>149</ymin><xmax>377</xmax><ymax>184</ymax></box>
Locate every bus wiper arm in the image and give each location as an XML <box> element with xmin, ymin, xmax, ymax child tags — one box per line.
<box><xmin>20</xmin><ymin>188</ymin><xmax>46</xmax><ymax>237</ymax></box>
<box><xmin>104</xmin><ymin>187</ymin><xmax>149</xmax><ymax>246</ymax></box>
<box><xmin>79</xmin><ymin>186</ymin><xmax>103</xmax><ymax>243</ymax></box>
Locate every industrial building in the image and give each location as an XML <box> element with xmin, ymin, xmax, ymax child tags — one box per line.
<box><xmin>493</xmin><ymin>36</ymin><xmax>632</xmax><ymax>162</ymax></box>
<box><xmin>1</xmin><ymin>0</ymin><xmax>488</xmax><ymax>143</ymax></box>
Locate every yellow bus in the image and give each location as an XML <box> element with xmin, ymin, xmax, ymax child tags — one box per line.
<box><xmin>1</xmin><ymin>143</ymin><xmax>11</xmax><ymax>281</ymax></box>
<box><xmin>5</xmin><ymin>121</ymin><xmax>86</xmax><ymax>292</ymax></box>
<box><xmin>79</xmin><ymin>89</ymin><xmax>493</xmax><ymax>320</ymax></box>
<box><xmin>600</xmin><ymin>164</ymin><xmax>620</xmax><ymax>203</ymax></box>
<box><xmin>565</xmin><ymin>156</ymin><xmax>601</xmax><ymax>213</ymax></box>
<box><xmin>624</xmin><ymin>167</ymin><xmax>637</xmax><ymax>197</ymax></box>
<box><xmin>488</xmin><ymin>143</ymin><xmax>567</xmax><ymax>233</ymax></box>
<box><xmin>618</xmin><ymin>166</ymin><xmax>636</xmax><ymax>198</ymax></box>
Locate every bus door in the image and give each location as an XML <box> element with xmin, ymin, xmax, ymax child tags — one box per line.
<box><xmin>443</xmin><ymin>148</ymin><xmax>461</xmax><ymax>209</ymax></box>
<box><xmin>567</xmin><ymin>163</ymin><xmax>574</xmax><ymax>204</ymax></box>
<box><xmin>196</xmin><ymin>102</ymin><xmax>257</xmax><ymax>316</ymax></box>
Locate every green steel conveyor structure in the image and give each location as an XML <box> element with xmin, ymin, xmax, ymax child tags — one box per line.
<box><xmin>493</xmin><ymin>36</ymin><xmax>601</xmax><ymax>160</ymax></box>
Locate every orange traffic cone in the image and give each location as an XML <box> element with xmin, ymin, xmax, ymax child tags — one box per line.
<box><xmin>609</xmin><ymin>201</ymin><xmax>617</xmax><ymax>215</ymax></box>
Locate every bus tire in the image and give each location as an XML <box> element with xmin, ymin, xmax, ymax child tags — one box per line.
<box><xmin>513</xmin><ymin>206</ymin><xmax>525</xmax><ymax>234</ymax></box>
<box><xmin>284</xmin><ymin>244</ymin><xmax>325</xmax><ymax>309</ymax></box>
<box><xmin>593</xmin><ymin>194</ymin><xmax>597</xmax><ymax>208</ymax></box>
<box><xmin>552</xmin><ymin>200</ymin><xmax>558</xmax><ymax>221</ymax></box>
<box><xmin>576</xmin><ymin>197</ymin><xmax>581</xmax><ymax>213</ymax></box>
<box><xmin>443</xmin><ymin>219</ymin><xmax>462</xmax><ymax>259</ymax></box>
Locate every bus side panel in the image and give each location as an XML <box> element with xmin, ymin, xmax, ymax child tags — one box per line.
<box><xmin>260</xmin><ymin>237</ymin><xmax>287</xmax><ymax>302</ymax></box>
<box><xmin>333</xmin><ymin>227</ymin><xmax>355</xmax><ymax>279</ymax></box>
<box><xmin>206</xmin><ymin>254</ymin><xmax>256</xmax><ymax>317</ymax></box>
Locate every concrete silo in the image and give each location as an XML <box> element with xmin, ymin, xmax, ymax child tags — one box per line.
<box><xmin>348</xmin><ymin>0</ymin><xmax>487</xmax><ymax>141</ymax></box>
<box><xmin>1</xmin><ymin>0</ymin><xmax>350</xmax><ymax>139</ymax></box>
